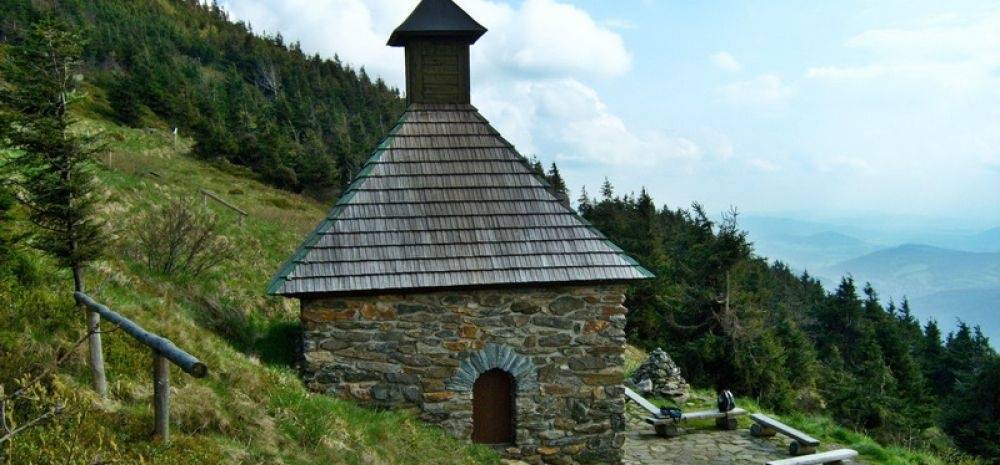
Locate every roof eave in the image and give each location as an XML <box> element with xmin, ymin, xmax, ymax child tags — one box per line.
<box><xmin>387</xmin><ymin>29</ymin><xmax>486</xmax><ymax>47</ymax></box>
<box><xmin>272</xmin><ymin>275</ymin><xmax>653</xmax><ymax>299</ymax></box>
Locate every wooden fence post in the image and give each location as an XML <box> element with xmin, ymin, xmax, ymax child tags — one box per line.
<box><xmin>87</xmin><ymin>310</ymin><xmax>107</xmax><ymax>397</ymax></box>
<box><xmin>153</xmin><ymin>351</ymin><xmax>170</xmax><ymax>442</ymax></box>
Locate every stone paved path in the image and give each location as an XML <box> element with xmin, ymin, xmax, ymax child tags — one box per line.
<box><xmin>623</xmin><ymin>404</ymin><xmax>865</xmax><ymax>465</ymax></box>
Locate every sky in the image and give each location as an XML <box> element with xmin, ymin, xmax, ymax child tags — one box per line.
<box><xmin>219</xmin><ymin>0</ymin><xmax>1000</xmax><ymax>232</ymax></box>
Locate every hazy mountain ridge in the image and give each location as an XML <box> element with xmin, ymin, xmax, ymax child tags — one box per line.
<box><xmin>820</xmin><ymin>244</ymin><xmax>1000</xmax><ymax>342</ymax></box>
<box><xmin>743</xmin><ymin>215</ymin><xmax>1000</xmax><ymax>343</ymax></box>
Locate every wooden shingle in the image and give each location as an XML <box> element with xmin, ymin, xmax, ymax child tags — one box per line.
<box><xmin>268</xmin><ymin>104</ymin><xmax>652</xmax><ymax>296</ymax></box>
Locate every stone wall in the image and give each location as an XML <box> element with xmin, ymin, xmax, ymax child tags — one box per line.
<box><xmin>300</xmin><ymin>285</ymin><xmax>629</xmax><ymax>465</ymax></box>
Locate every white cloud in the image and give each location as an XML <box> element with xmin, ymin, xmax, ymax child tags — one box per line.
<box><xmin>602</xmin><ymin>18</ymin><xmax>636</xmax><ymax>30</ymax></box>
<box><xmin>807</xmin><ymin>9</ymin><xmax>1000</xmax><ymax>92</ymax></box>
<box><xmin>219</xmin><ymin>0</ymin><xmax>697</xmax><ymax>170</ymax></box>
<box><xmin>818</xmin><ymin>155</ymin><xmax>872</xmax><ymax>173</ymax></box>
<box><xmin>220</xmin><ymin>0</ymin><xmax>412</xmax><ymax>85</ymax></box>
<box><xmin>985</xmin><ymin>156</ymin><xmax>1000</xmax><ymax>174</ymax></box>
<box><xmin>718</xmin><ymin>74</ymin><xmax>793</xmax><ymax>106</ymax></box>
<box><xmin>222</xmin><ymin>0</ymin><xmax>632</xmax><ymax>87</ymax></box>
<box><xmin>698</xmin><ymin>128</ymin><xmax>735</xmax><ymax>159</ymax></box>
<box><xmin>466</xmin><ymin>0</ymin><xmax>632</xmax><ymax>79</ymax></box>
<box><xmin>710</xmin><ymin>51</ymin><xmax>741</xmax><ymax>72</ymax></box>
<box><xmin>748</xmin><ymin>158</ymin><xmax>779</xmax><ymax>172</ymax></box>
<box><xmin>476</xmin><ymin>79</ymin><xmax>702</xmax><ymax>166</ymax></box>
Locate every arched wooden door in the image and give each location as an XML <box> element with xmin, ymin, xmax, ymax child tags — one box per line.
<box><xmin>472</xmin><ymin>369</ymin><xmax>515</xmax><ymax>444</ymax></box>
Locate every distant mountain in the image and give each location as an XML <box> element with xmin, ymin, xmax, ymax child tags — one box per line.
<box><xmin>752</xmin><ymin>231</ymin><xmax>877</xmax><ymax>272</ymax></box>
<box><xmin>741</xmin><ymin>216</ymin><xmax>878</xmax><ymax>272</ymax></box>
<box><xmin>821</xmin><ymin>244</ymin><xmax>1000</xmax><ymax>343</ymax></box>
<box><xmin>825</xmin><ymin>244</ymin><xmax>1000</xmax><ymax>297</ymax></box>
<box><xmin>966</xmin><ymin>227</ymin><xmax>1000</xmax><ymax>252</ymax></box>
<box><xmin>915</xmin><ymin>289</ymin><xmax>1000</xmax><ymax>342</ymax></box>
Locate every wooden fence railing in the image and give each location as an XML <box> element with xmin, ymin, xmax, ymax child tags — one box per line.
<box><xmin>74</xmin><ymin>292</ymin><xmax>208</xmax><ymax>441</ymax></box>
<box><xmin>199</xmin><ymin>188</ymin><xmax>248</xmax><ymax>224</ymax></box>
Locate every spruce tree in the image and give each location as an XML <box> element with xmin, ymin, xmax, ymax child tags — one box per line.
<box><xmin>0</xmin><ymin>186</ymin><xmax>18</xmax><ymax>268</ymax></box>
<box><xmin>576</xmin><ymin>186</ymin><xmax>592</xmax><ymax>215</ymax></box>
<box><xmin>600</xmin><ymin>177</ymin><xmax>614</xmax><ymax>200</ymax></box>
<box><xmin>1</xmin><ymin>19</ymin><xmax>109</xmax><ymax>395</ymax></box>
<box><xmin>942</xmin><ymin>355</ymin><xmax>1000</xmax><ymax>462</ymax></box>
<box><xmin>0</xmin><ymin>19</ymin><xmax>106</xmax><ymax>292</ymax></box>
<box><xmin>921</xmin><ymin>320</ymin><xmax>951</xmax><ymax>398</ymax></box>
<box><xmin>546</xmin><ymin>163</ymin><xmax>569</xmax><ymax>206</ymax></box>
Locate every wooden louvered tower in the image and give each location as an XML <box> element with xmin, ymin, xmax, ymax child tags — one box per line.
<box><xmin>268</xmin><ymin>2</ymin><xmax>650</xmax><ymax>464</ymax></box>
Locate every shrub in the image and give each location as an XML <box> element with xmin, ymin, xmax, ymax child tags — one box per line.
<box><xmin>132</xmin><ymin>197</ymin><xmax>236</xmax><ymax>278</ymax></box>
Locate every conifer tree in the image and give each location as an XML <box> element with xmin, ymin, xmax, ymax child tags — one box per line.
<box><xmin>576</xmin><ymin>186</ymin><xmax>591</xmax><ymax>215</ymax></box>
<box><xmin>0</xmin><ymin>186</ymin><xmax>17</xmax><ymax>268</ymax></box>
<box><xmin>600</xmin><ymin>177</ymin><xmax>614</xmax><ymax>200</ymax></box>
<box><xmin>0</xmin><ymin>19</ymin><xmax>106</xmax><ymax>292</ymax></box>
<box><xmin>0</xmin><ymin>19</ymin><xmax>109</xmax><ymax>395</ymax></box>
<box><xmin>921</xmin><ymin>320</ymin><xmax>951</xmax><ymax>398</ymax></box>
<box><xmin>942</xmin><ymin>355</ymin><xmax>1000</xmax><ymax>463</ymax></box>
<box><xmin>546</xmin><ymin>162</ymin><xmax>569</xmax><ymax>206</ymax></box>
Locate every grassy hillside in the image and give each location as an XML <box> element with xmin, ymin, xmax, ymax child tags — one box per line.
<box><xmin>0</xmin><ymin>119</ymin><xmax>498</xmax><ymax>465</ymax></box>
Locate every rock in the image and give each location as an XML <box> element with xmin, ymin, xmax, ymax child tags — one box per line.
<box><xmin>630</xmin><ymin>348</ymin><xmax>689</xmax><ymax>403</ymax></box>
<box><xmin>635</xmin><ymin>378</ymin><xmax>653</xmax><ymax>394</ymax></box>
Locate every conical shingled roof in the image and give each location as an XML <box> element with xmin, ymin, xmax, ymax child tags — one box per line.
<box><xmin>268</xmin><ymin>104</ymin><xmax>652</xmax><ymax>296</ymax></box>
<box><xmin>387</xmin><ymin>0</ymin><xmax>487</xmax><ymax>46</ymax></box>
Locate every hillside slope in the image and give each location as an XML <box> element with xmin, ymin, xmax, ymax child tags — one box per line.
<box><xmin>0</xmin><ymin>0</ymin><xmax>404</xmax><ymax>195</ymax></box>
<box><xmin>0</xmin><ymin>120</ymin><xmax>497</xmax><ymax>465</ymax></box>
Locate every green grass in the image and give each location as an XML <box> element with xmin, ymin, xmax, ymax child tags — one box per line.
<box><xmin>622</xmin><ymin>345</ymin><xmax>981</xmax><ymax>465</ymax></box>
<box><xmin>0</xmin><ymin>120</ymin><xmax>499</xmax><ymax>464</ymax></box>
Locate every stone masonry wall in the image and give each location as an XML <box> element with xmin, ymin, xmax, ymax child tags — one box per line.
<box><xmin>300</xmin><ymin>285</ymin><xmax>629</xmax><ymax>465</ymax></box>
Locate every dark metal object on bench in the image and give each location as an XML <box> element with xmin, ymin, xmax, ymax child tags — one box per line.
<box><xmin>625</xmin><ymin>387</ymin><xmax>682</xmax><ymax>437</ymax></box>
<box><xmin>750</xmin><ymin>413</ymin><xmax>821</xmax><ymax>456</ymax></box>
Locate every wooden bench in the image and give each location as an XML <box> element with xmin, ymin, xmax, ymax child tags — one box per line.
<box><xmin>765</xmin><ymin>449</ymin><xmax>859</xmax><ymax>465</ymax></box>
<box><xmin>624</xmin><ymin>387</ymin><xmax>682</xmax><ymax>437</ymax></box>
<box><xmin>750</xmin><ymin>413</ymin><xmax>821</xmax><ymax>455</ymax></box>
<box><xmin>625</xmin><ymin>387</ymin><xmax>747</xmax><ymax>437</ymax></box>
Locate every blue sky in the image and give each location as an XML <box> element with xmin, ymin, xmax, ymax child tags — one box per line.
<box><xmin>220</xmin><ymin>0</ymin><xmax>1000</xmax><ymax>231</ymax></box>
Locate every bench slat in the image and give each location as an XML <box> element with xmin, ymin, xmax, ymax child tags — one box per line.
<box><xmin>751</xmin><ymin>413</ymin><xmax>820</xmax><ymax>446</ymax></box>
<box><xmin>682</xmin><ymin>407</ymin><xmax>747</xmax><ymax>421</ymax></box>
<box><xmin>645</xmin><ymin>407</ymin><xmax>748</xmax><ymax>425</ymax></box>
<box><xmin>766</xmin><ymin>449</ymin><xmax>858</xmax><ymax>465</ymax></box>
<box><xmin>624</xmin><ymin>387</ymin><xmax>664</xmax><ymax>418</ymax></box>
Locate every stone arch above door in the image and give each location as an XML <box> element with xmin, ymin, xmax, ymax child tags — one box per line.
<box><xmin>446</xmin><ymin>344</ymin><xmax>538</xmax><ymax>393</ymax></box>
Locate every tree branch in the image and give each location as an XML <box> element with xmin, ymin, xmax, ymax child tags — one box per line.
<box><xmin>0</xmin><ymin>403</ymin><xmax>64</xmax><ymax>445</ymax></box>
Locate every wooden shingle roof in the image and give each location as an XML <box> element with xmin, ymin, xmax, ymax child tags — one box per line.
<box><xmin>268</xmin><ymin>104</ymin><xmax>652</xmax><ymax>296</ymax></box>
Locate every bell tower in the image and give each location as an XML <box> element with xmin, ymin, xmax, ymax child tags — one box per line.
<box><xmin>388</xmin><ymin>0</ymin><xmax>487</xmax><ymax>104</ymax></box>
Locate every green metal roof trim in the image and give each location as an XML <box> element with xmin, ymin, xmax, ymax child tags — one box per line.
<box><xmin>267</xmin><ymin>103</ymin><xmax>653</xmax><ymax>296</ymax></box>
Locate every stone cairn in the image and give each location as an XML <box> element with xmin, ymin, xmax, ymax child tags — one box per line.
<box><xmin>631</xmin><ymin>348</ymin><xmax>689</xmax><ymax>403</ymax></box>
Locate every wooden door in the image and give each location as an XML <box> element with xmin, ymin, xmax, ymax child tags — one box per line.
<box><xmin>472</xmin><ymin>369</ymin><xmax>515</xmax><ymax>444</ymax></box>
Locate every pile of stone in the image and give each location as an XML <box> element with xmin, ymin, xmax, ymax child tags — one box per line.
<box><xmin>631</xmin><ymin>348</ymin><xmax>689</xmax><ymax>403</ymax></box>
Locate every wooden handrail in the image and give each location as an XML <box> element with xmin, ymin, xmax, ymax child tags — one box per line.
<box><xmin>74</xmin><ymin>292</ymin><xmax>207</xmax><ymax>377</ymax></box>
<box><xmin>74</xmin><ymin>292</ymin><xmax>208</xmax><ymax>441</ymax></box>
<box><xmin>199</xmin><ymin>188</ymin><xmax>248</xmax><ymax>218</ymax></box>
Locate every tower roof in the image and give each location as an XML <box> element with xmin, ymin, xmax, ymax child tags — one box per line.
<box><xmin>388</xmin><ymin>0</ymin><xmax>487</xmax><ymax>47</ymax></box>
<box><xmin>268</xmin><ymin>104</ymin><xmax>652</xmax><ymax>296</ymax></box>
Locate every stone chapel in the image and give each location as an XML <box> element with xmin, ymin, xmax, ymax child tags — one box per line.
<box><xmin>268</xmin><ymin>1</ymin><xmax>653</xmax><ymax>463</ymax></box>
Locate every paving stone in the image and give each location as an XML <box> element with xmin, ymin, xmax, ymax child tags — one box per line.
<box><xmin>622</xmin><ymin>404</ymin><xmax>866</xmax><ymax>465</ymax></box>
